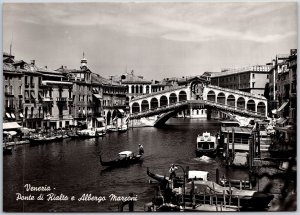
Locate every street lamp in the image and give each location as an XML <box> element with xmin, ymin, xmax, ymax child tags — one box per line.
<box><xmin>175</xmin><ymin>164</ymin><xmax>186</xmax><ymax>209</ymax></box>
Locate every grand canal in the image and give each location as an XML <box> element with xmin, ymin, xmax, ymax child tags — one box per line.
<box><xmin>4</xmin><ymin>118</ymin><xmax>250</xmax><ymax>212</ymax></box>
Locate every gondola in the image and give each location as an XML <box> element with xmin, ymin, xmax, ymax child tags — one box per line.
<box><xmin>100</xmin><ymin>151</ymin><xmax>143</xmax><ymax>167</ymax></box>
<box><xmin>29</xmin><ymin>135</ymin><xmax>63</xmax><ymax>145</ymax></box>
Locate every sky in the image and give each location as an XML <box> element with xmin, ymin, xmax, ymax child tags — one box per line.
<box><xmin>3</xmin><ymin>2</ymin><xmax>298</xmax><ymax>81</ymax></box>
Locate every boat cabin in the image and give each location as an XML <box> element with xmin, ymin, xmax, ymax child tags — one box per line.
<box><xmin>188</xmin><ymin>171</ymin><xmax>208</xmax><ymax>181</ymax></box>
<box><xmin>118</xmin><ymin>151</ymin><xmax>134</xmax><ymax>159</ymax></box>
<box><xmin>197</xmin><ymin>132</ymin><xmax>216</xmax><ymax>149</ymax></box>
<box><xmin>221</xmin><ymin>127</ymin><xmax>252</xmax><ymax>152</ymax></box>
<box><xmin>220</xmin><ymin>121</ymin><xmax>241</xmax><ymax>127</ymax></box>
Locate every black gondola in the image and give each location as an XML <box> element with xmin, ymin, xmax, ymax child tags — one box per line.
<box><xmin>100</xmin><ymin>151</ymin><xmax>143</xmax><ymax>167</ymax></box>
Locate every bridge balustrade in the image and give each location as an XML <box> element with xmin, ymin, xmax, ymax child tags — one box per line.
<box><xmin>207</xmin><ymin>85</ymin><xmax>267</xmax><ymax>100</ymax></box>
<box><xmin>131</xmin><ymin>85</ymin><xmax>187</xmax><ymax>102</ymax></box>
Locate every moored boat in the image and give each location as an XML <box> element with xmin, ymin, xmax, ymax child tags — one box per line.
<box><xmin>100</xmin><ymin>151</ymin><xmax>143</xmax><ymax>167</ymax></box>
<box><xmin>3</xmin><ymin>146</ymin><xmax>13</xmax><ymax>155</ymax></box>
<box><xmin>29</xmin><ymin>135</ymin><xmax>63</xmax><ymax>145</ymax></box>
<box><xmin>196</xmin><ymin>132</ymin><xmax>218</xmax><ymax>157</ymax></box>
<box><xmin>173</xmin><ymin>180</ymin><xmax>273</xmax><ymax>210</ymax></box>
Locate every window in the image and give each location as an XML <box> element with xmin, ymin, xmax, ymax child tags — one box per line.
<box><xmin>267</xmin><ymin>75</ymin><xmax>269</xmax><ymax>79</ymax></box>
<box><xmin>252</xmin><ymin>82</ymin><xmax>255</xmax><ymax>88</ymax></box>
<box><xmin>252</xmin><ymin>74</ymin><xmax>255</xmax><ymax>78</ymax></box>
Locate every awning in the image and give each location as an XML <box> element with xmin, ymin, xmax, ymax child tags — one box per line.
<box><xmin>10</xmin><ymin>113</ymin><xmax>16</xmax><ymax>119</ymax></box>
<box><xmin>30</xmin><ymin>92</ymin><xmax>35</xmax><ymax>99</ymax></box>
<box><xmin>93</xmin><ymin>94</ymin><xmax>102</xmax><ymax>99</ymax></box>
<box><xmin>118</xmin><ymin>109</ymin><xmax>125</xmax><ymax>114</ymax></box>
<box><xmin>96</xmin><ymin>117</ymin><xmax>105</xmax><ymax>122</ymax></box>
<box><xmin>3</xmin><ymin>130</ymin><xmax>18</xmax><ymax>136</ymax></box>
<box><xmin>277</xmin><ymin>101</ymin><xmax>289</xmax><ymax>112</ymax></box>
<box><xmin>6</xmin><ymin>113</ymin><xmax>11</xmax><ymax>118</ymax></box>
<box><xmin>19</xmin><ymin>113</ymin><xmax>24</xmax><ymax>118</ymax></box>
<box><xmin>277</xmin><ymin>118</ymin><xmax>288</xmax><ymax>126</ymax></box>
<box><xmin>3</xmin><ymin>122</ymin><xmax>22</xmax><ymax>130</ymax></box>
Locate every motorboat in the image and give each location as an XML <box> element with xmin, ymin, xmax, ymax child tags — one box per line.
<box><xmin>100</xmin><ymin>151</ymin><xmax>143</xmax><ymax>167</ymax></box>
<box><xmin>196</xmin><ymin>132</ymin><xmax>218</xmax><ymax>157</ymax></box>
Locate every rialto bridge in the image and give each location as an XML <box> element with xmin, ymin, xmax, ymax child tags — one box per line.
<box><xmin>128</xmin><ymin>78</ymin><xmax>268</xmax><ymax>126</ymax></box>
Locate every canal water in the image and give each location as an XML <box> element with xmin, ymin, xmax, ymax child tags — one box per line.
<box><xmin>3</xmin><ymin>118</ymin><xmax>249</xmax><ymax>212</ymax></box>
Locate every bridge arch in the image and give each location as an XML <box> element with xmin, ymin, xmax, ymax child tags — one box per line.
<box><xmin>207</xmin><ymin>90</ymin><xmax>216</xmax><ymax>102</ymax></box>
<box><xmin>227</xmin><ymin>94</ymin><xmax>235</xmax><ymax>107</ymax></box>
<box><xmin>217</xmin><ymin>92</ymin><xmax>226</xmax><ymax>104</ymax></box>
<box><xmin>141</xmin><ymin>100</ymin><xmax>149</xmax><ymax>111</ymax></box>
<box><xmin>169</xmin><ymin>93</ymin><xmax>177</xmax><ymax>105</ymax></box>
<box><xmin>132</xmin><ymin>102</ymin><xmax>140</xmax><ymax>113</ymax></box>
<box><xmin>179</xmin><ymin>91</ymin><xmax>187</xmax><ymax>101</ymax></box>
<box><xmin>247</xmin><ymin>99</ymin><xmax>256</xmax><ymax>112</ymax></box>
<box><xmin>257</xmin><ymin>102</ymin><xmax>266</xmax><ymax>115</ymax></box>
<box><xmin>237</xmin><ymin>97</ymin><xmax>245</xmax><ymax>109</ymax></box>
<box><xmin>150</xmin><ymin>98</ymin><xmax>159</xmax><ymax>109</ymax></box>
<box><xmin>160</xmin><ymin>95</ymin><xmax>168</xmax><ymax>107</ymax></box>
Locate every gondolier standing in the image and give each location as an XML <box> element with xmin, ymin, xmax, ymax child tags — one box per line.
<box><xmin>138</xmin><ymin>144</ymin><xmax>144</xmax><ymax>155</ymax></box>
<box><xmin>169</xmin><ymin>164</ymin><xmax>178</xmax><ymax>179</ymax></box>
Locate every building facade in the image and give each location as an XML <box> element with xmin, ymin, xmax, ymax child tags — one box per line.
<box><xmin>210</xmin><ymin>65</ymin><xmax>271</xmax><ymax>96</ymax></box>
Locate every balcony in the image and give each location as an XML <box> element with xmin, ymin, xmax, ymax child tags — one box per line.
<box><xmin>56</xmin><ymin>97</ymin><xmax>67</xmax><ymax>102</ymax></box>
<box><xmin>5</xmin><ymin>91</ymin><xmax>14</xmax><ymax>96</ymax></box>
<box><xmin>43</xmin><ymin>97</ymin><xmax>53</xmax><ymax>102</ymax></box>
<box><xmin>6</xmin><ymin>106</ymin><xmax>15</xmax><ymax>112</ymax></box>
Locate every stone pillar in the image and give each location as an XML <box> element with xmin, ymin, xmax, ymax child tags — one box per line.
<box><xmin>255</xmin><ymin>101</ymin><xmax>258</xmax><ymax>114</ymax></box>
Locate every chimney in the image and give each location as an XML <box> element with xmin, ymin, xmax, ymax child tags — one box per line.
<box><xmin>31</xmin><ymin>60</ymin><xmax>35</xmax><ymax>65</ymax></box>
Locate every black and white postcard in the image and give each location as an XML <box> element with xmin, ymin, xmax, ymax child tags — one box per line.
<box><xmin>2</xmin><ymin>1</ymin><xmax>297</xmax><ymax>212</ymax></box>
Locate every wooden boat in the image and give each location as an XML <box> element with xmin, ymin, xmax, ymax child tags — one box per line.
<box><xmin>196</xmin><ymin>132</ymin><xmax>218</xmax><ymax>157</ymax></box>
<box><xmin>100</xmin><ymin>151</ymin><xmax>143</xmax><ymax>167</ymax></box>
<box><xmin>146</xmin><ymin>168</ymin><xmax>208</xmax><ymax>189</ymax></box>
<box><xmin>29</xmin><ymin>135</ymin><xmax>63</xmax><ymax>145</ymax></box>
<box><xmin>118</xmin><ymin>125</ymin><xmax>128</xmax><ymax>132</ymax></box>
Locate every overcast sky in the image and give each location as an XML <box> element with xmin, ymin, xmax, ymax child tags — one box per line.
<box><xmin>3</xmin><ymin>2</ymin><xmax>297</xmax><ymax>81</ymax></box>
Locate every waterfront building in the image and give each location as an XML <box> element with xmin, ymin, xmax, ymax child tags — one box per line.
<box><xmin>3</xmin><ymin>53</ymin><xmax>24</xmax><ymax>127</ymax></box>
<box><xmin>275</xmin><ymin>49</ymin><xmax>297</xmax><ymax>124</ymax></box>
<box><xmin>57</xmin><ymin>55</ymin><xmax>127</xmax><ymax>128</ymax></box>
<box><xmin>112</xmin><ymin>70</ymin><xmax>152</xmax><ymax>102</ymax></box>
<box><xmin>210</xmin><ymin>65</ymin><xmax>271</xmax><ymax>96</ymax></box>
<box><xmin>268</xmin><ymin>53</ymin><xmax>290</xmax><ymax>115</ymax></box>
<box><xmin>91</xmin><ymin>73</ymin><xmax>127</xmax><ymax>126</ymax></box>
